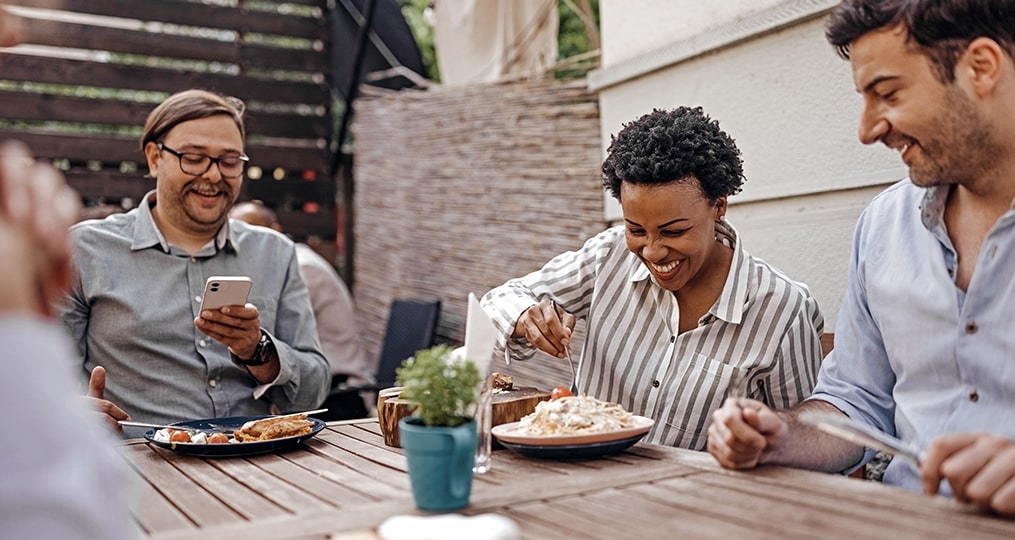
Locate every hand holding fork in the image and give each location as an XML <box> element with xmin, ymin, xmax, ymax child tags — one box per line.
<box><xmin>552</xmin><ymin>300</ymin><xmax>578</xmax><ymax>394</ymax></box>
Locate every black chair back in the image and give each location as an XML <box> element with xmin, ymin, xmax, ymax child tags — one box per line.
<box><xmin>374</xmin><ymin>298</ymin><xmax>442</xmax><ymax>388</ymax></box>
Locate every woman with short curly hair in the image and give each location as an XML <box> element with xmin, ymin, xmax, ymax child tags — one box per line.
<box><xmin>482</xmin><ymin>106</ymin><xmax>824</xmax><ymax>450</ymax></box>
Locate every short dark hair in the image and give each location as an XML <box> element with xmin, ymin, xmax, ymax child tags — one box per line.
<box><xmin>826</xmin><ymin>0</ymin><xmax>1015</xmax><ymax>83</ymax></box>
<box><xmin>141</xmin><ymin>89</ymin><xmax>246</xmax><ymax>151</ymax></box>
<box><xmin>601</xmin><ymin>106</ymin><xmax>744</xmax><ymax>202</ymax></box>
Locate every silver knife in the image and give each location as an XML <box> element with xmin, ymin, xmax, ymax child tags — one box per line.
<box><xmin>799</xmin><ymin>411</ymin><xmax>925</xmax><ymax>464</ymax></box>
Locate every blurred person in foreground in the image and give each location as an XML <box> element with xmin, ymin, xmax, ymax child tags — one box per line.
<box><xmin>481</xmin><ymin>106</ymin><xmax>824</xmax><ymax>450</ymax></box>
<box><xmin>62</xmin><ymin>89</ymin><xmax>329</xmax><ymax>434</ymax></box>
<box><xmin>0</xmin><ymin>144</ymin><xmax>136</xmax><ymax>538</ymax></box>
<box><xmin>1</xmin><ymin>6</ymin><xmax>134</xmax><ymax>537</ymax></box>
<box><xmin>230</xmin><ymin>200</ymin><xmax>374</xmax><ymax>419</ymax></box>
<box><xmin>708</xmin><ymin>0</ymin><xmax>1015</xmax><ymax>516</ymax></box>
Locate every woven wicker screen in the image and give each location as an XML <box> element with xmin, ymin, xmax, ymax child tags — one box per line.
<box><xmin>351</xmin><ymin>78</ymin><xmax>605</xmax><ymax>387</ymax></box>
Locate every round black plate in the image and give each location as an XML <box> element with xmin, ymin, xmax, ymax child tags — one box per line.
<box><xmin>498</xmin><ymin>432</ymin><xmax>648</xmax><ymax>460</ymax></box>
<box><xmin>143</xmin><ymin>415</ymin><xmax>325</xmax><ymax>458</ymax></box>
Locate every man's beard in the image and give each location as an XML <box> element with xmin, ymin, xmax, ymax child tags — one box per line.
<box><xmin>905</xmin><ymin>86</ymin><xmax>1000</xmax><ymax>188</ymax></box>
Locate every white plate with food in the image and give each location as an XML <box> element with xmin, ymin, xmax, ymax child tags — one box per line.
<box><xmin>497</xmin><ymin>432</ymin><xmax>650</xmax><ymax>460</ymax></box>
<box><xmin>143</xmin><ymin>414</ymin><xmax>325</xmax><ymax>457</ymax></box>
<box><xmin>491</xmin><ymin>395</ymin><xmax>654</xmax><ymax>446</ymax></box>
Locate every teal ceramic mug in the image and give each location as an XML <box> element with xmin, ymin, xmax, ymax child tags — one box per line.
<box><xmin>398</xmin><ymin>417</ymin><xmax>477</xmax><ymax>512</ymax></box>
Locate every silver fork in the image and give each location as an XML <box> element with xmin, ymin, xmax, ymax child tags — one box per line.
<box><xmin>553</xmin><ymin>300</ymin><xmax>578</xmax><ymax>394</ymax></box>
<box><xmin>564</xmin><ymin>341</ymin><xmax>578</xmax><ymax>394</ymax></box>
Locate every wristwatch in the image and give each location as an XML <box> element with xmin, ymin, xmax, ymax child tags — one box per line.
<box><xmin>232</xmin><ymin>330</ymin><xmax>275</xmax><ymax>367</ymax></box>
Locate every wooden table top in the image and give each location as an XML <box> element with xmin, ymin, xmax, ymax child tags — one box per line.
<box><xmin>119</xmin><ymin>419</ymin><xmax>1015</xmax><ymax>539</ymax></box>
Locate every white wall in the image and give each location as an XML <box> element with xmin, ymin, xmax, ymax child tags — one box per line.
<box><xmin>590</xmin><ymin>0</ymin><xmax>910</xmax><ymax>327</ymax></box>
<box><xmin>600</xmin><ymin>0</ymin><xmax>787</xmax><ymax>65</ymax></box>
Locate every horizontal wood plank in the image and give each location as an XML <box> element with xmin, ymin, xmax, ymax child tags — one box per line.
<box><xmin>7</xmin><ymin>0</ymin><xmax>328</xmax><ymax>39</ymax></box>
<box><xmin>18</xmin><ymin>17</ymin><xmax>329</xmax><ymax>73</ymax></box>
<box><xmin>1</xmin><ymin>129</ymin><xmax>330</xmax><ymax>171</ymax></box>
<box><xmin>0</xmin><ymin>53</ymin><xmax>330</xmax><ymax>104</ymax></box>
<box><xmin>0</xmin><ymin>91</ymin><xmax>330</xmax><ymax>140</ymax></box>
<box><xmin>65</xmin><ymin>169</ymin><xmax>152</xmax><ymax>205</ymax></box>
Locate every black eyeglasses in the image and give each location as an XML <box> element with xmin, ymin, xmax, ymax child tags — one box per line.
<box><xmin>157</xmin><ymin>143</ymin><xmax>249</xmax><ymax>179</ymax></box>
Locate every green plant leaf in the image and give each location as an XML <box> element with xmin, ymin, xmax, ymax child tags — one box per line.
<box><xmin>395</xmin><ymin>345</ymin><xmax>481</xmax><ymax>427</ymax></box>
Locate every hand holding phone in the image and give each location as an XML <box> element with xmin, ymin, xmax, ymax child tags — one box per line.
<box><xmin>199</xmin><ymin>276</ymin><xmax>252</xmax><ymax>312</ymax></box>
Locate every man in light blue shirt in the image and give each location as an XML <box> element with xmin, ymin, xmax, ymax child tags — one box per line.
<box><xmin>63</xmin><ymin>90</ymin><xmax>330</xmax><ymax>431</ymax></box>
<box><xmin>708</xmin><ymin>0</ymin><xmax>1015</xmax><ymax>516</ymax></box>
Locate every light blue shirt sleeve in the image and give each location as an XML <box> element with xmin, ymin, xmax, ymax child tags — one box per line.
<box><xmin>812</xmin><ymin>180</ymin><xmax>1015</xmax><ymax>493</ymax></box>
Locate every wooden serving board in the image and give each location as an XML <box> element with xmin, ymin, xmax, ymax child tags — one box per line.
<box><xmin>377</xmin><ymin>386</ymin><xmax>551</xmax><ymax>448</ymax></box>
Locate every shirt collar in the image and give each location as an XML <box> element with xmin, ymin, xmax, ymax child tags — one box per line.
<box><xmin>628</xmin><ymin>219</ymin><xmax>748</xmax><ymax>324</ymax></box>
<box><xmin>712</xmin><ymin>220</ymin><xmax>748</xmax><ymax>324</ymax></box>
<box><xmin>132</xmin><ymin>190</ymin><xmax>236</xmax><ymax>254</ymax></box>
<box><xmin>920</xmin><ymin>185</ymin><xmax>950</xmax><ymax>231</ymax></box>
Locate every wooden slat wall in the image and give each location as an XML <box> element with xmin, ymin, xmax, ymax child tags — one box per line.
<box><xmin>352</xmin><ymin>80</ymin><xmax>604</xmax><ymax>389</ymax></box>
<box><xmin>1</xmin><ymin>0</ymin><xmax>336</xmax><ymax>239</ymax></box>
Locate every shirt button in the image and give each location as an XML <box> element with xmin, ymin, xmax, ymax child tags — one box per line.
<box><xmin>194</xmin><ymin>296</ymin><xmax>202</xmax><ymax>303</ymax></box>
<box><xmin>966</xmin><ymin>322</ymin><xmax>978</xmax><ymax>334</ymax></box>
<box><xmin>669</xmin><ymin>336</ymin><xmax>675</xmax><ymax>343</ymax></box>
<box><xmin>209</xmin><ymin>379</ymin><xmax>218</xmax><ymax>388</ymax></box>
<box><xmin>652</xmin><ymin>380</ymin><xmax>660</xmax><ymax>388</ymax></box>
<box><xmin>969</xmin><ymin>390</ymin><xmax>979</xmax><ymax>402</ymax></box>
<box><xmin>199</xmin><ymin>339</ymin><xmax>208</xmax><ymax>347</ymax></box>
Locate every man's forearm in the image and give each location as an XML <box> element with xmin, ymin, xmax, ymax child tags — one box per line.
<box><xmin>761</xmin><ymin>399</ymin><xmax>866</xmax><ymax>473</ymax></box>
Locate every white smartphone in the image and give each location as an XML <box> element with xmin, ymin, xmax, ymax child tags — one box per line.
<box><xmin>199</xmin><ymin>276</ymin><xmax>252</xmax><ymax>312</ymax></box>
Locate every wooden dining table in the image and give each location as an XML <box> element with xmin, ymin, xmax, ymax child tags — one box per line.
<box><xmin>118</xmin><ymin>419</ymin><xmax>1015</xmax><ymax>539</ymax></box>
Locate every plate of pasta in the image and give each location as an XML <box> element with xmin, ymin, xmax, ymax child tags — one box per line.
<box><xmin>491</xmin><ymin>395</ymin><xmax>654</xmax><ymax>446</ymax></box>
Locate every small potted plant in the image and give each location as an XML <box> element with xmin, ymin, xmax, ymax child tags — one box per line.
<box><xmin>395</xmin><ymin>345</ymin><xmax>482</xmax><ymax>512</ymax></box>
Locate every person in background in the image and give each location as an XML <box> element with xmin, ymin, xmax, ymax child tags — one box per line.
<box><xmin>62</xmin><ymin>89</ymin><xmax>330</xmax><ymax>434</ymax></box>
<box><xmin>481</xmin><ymin>106</ymin><xmax>824</xmax><ymax>451</ymax></box>
<box><xmin>708</xmin><ymin>0</ymin><xmax>1015</xmax><ymax>516</ymax></box>
<box><xmin>230</xmin><ymin>200</ymin><xmax>374</xmax><ymax>419</ymax></box>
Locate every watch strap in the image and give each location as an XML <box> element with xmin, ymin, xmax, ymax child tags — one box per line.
<box><xmin>232</xmin><ymin>330</ymin><xmax>273</xmax><ymax>366</ymax></box>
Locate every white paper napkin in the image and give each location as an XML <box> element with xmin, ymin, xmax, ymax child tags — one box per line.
<box><xmin>376</xmin><ymin>513</ymin><xmax>521</xmax><ymax>540</ymax></box>
<box><xmin>464</xmin><ymin>292</ymin><xmax>497</xmax><ymax>377</ymax></box>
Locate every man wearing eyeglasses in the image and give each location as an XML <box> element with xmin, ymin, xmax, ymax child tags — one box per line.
<box><xmin>61</xmin><ymin>89</ymin><xmax>330</xmax><ymax>433</ymax></box>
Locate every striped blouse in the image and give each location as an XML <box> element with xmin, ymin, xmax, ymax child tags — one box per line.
<box><xmin>481</xmin><ymin>221</ymin><xmax>824</xmax><ymax>450</ymax></box>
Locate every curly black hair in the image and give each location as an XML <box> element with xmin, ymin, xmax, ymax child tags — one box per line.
<box><xmin>601</xmin><ymin>107</ymin><xmax>745</xmax><ymax>202</ymax></box>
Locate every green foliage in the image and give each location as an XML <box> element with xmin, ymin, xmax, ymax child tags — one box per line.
<box><xmin>396</xmin><ymin>345</ymin><xmax>481</xmax><ymax>427</ymax></box>
<box><xmin>558</xmin><ymin>0</ymin><xmax>599</xmax><ymax>60</ymax></box>
<box><xmin>399</xmin><ymin>0</ymin><xmax>441</xmax><ymax>82</ymax></box>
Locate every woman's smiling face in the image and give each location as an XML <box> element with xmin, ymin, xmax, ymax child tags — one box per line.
<box><xmin>621</xmin><ymin>178</ymin><xmax>726</xmax><ymax>292</ymax></box>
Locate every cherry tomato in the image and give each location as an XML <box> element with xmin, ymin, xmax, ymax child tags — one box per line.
<box><xmin>208</xmin><ymin>433</ymin><xmax>230</xmax><ymax>444</ymax></box>
<box><xmin>551</xmin><ymin>386</ymin><xmax>573</xmax><ymax>400</ymax></box>
<box><xmin>169</xmin><ymin>430</ymin><xmax>192</xmax><ymax>443</ymax></box>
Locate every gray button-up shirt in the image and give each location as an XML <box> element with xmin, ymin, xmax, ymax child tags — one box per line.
<box><xmin>61</xmin><ymin>191</ymin><xmax>330</xmax><ymax>426</ymax></box>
